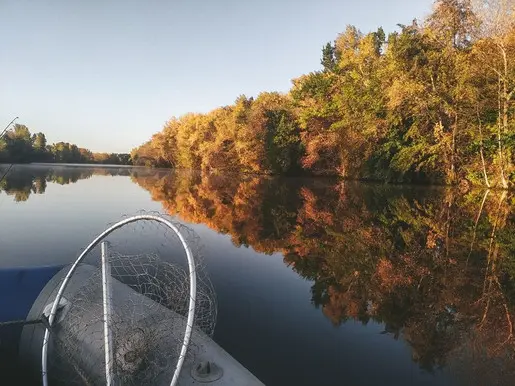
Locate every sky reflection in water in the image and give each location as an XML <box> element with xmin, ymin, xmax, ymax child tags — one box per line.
<box><xmin>1</xmin><ymin>164</ymin><xmax>514</xmax><ymax>386</ymax></box>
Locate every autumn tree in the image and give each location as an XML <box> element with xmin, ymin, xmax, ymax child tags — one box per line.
<box><xmin>332</xmin><ymin>26</ymin><xmax>386</xmax><ymax>178</ymax></box>
<box><xmin>471</xmin><ymin>0</ymin><xmax>515</xmax><ymax>187</ymax></box>
<box><xmin>425</xmin><ymin>0</ymin><xmax>478</xmax><ymax>183</ymax></box>
<box><xmin>32</xmin><ymin>132</ymin><xmax>46</xmax><ymax>150</ymax></box>
<box><xmin>130</xmin><ymin>1</ymin><xmax>515</xmax><ymax>187</ymax></box>
<box><xmin>291</xmin><ymin>70</ymin><xmax>342</xmax><ymax>175</ymax></box>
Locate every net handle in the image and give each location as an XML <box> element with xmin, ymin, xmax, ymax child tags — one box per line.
<box><xmin>41</xmin><ymin>215</ymin><xmax>197</xmax><ymax>386</ymax></box>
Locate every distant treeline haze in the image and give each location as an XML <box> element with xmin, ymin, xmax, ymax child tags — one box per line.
<box><xmin>0</xmin><ymin>124</ymin><xmax>131</xmax><ymax>165</ymax></box>
<box><xmin>132</xmin><ymin>0</ymin><xmax>515</xmax><ymax>188</ymax></box>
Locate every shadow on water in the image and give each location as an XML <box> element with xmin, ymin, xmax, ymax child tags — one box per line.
<box><xmin>2</xmin><ymin>165</ymin><xmax>515</xmax><ymax>385</ymax></box>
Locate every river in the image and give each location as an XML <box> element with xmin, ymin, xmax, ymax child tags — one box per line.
<box><xmin>1</xmin><ymin>164</ymin><xmax>514</xmax><ymax>386</ymax></box>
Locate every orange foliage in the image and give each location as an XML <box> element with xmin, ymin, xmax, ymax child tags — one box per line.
<box><xmin>131</xmin><ymin>169</ymin><xmax>515</xmax><ymax>374</ymax></box>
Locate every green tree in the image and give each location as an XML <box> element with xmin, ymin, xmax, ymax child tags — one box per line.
<box><xmin>32</xmin><ymin>132</ymin><xmax>47</xmax><ymax>151</ymax></box>
<box><xmin>5</xmin><ymin>124</ymin><xmax>34</xmax><ymax>162</ymax></box>
<box><xmin>321</xmin><ymin>42</ymin><xmax>336</xmax><ymax>72</ymax></box>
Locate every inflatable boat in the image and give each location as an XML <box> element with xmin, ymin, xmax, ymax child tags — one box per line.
<box><xmin>0</xmin><ymin>215</ymin><xmax>264</xmax><ymax>386</ymax></box>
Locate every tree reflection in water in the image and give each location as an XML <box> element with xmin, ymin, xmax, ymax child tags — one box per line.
<box><xmin>132</xmin><ymin>170</ymin><xmax>515</xmax><ymax>383</ymax></box>
<box><xmin>0</xmin><ymin>164</ymin><xmax>131</xmax><ymax>202</ymax></box>
<box><xmin>4</xmin><ymin>165</ymin><xmax>515</xmax><ymax>383</ymax></box>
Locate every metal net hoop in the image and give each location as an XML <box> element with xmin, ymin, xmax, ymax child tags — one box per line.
<box><xmin>41</xmin><ymin>214</ymin><xmax>200</xmax><ymax>386</ymax></box>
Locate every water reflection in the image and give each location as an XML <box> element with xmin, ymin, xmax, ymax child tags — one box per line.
<box><xmin>131</xmin><ymin>171</ymin><xmax>515</xmax><ymax>384</ymax></box>
<box><xmin>2</xmin><ymin>166</ymin><xmax>515</xmax><ymax>384</ymax></box>
<box><xmin>0</xmin><ymin>164</ymin><xmax>133</xmax><ymax>202</ymax></box>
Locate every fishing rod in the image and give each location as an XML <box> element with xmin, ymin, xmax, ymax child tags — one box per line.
<box><xmin>0</xmin><ymin>116</ymin><xmax>18</xmax><ymax>139</ymax></box>
<box><xmin>0</xmin><ymin>116</ymin><xmax>19</xmax><ymax>184</ymax></box>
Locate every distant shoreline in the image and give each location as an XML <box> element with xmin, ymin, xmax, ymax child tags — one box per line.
<box><xmin>1</xmin><ymin>162</ymin><xmax>137</xmax><ymax>168</ymax></box>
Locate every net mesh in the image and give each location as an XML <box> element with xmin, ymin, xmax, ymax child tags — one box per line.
<box><xmin>45</xmin><ymin>212</ymin><xmax>217</xmax><ymax>386</ymax></box>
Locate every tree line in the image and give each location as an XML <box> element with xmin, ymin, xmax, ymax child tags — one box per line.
<box><xmin>132</xmin><ymin>0</ymin><xmax>515</xmax><ymax>188</ymax></box>
<box><xmin>0</xmin><ymin>123</ymin><xmax>131</xmax><ymax>165</ymax></box>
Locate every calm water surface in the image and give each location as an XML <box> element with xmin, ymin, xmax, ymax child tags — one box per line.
<box><xmin>1</xmin><ymin>164</ymin><xmax>514</xmax><ymax>386</ymax></box>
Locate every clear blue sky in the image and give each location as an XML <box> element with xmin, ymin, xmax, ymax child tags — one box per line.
<box><xmin>0</xmin><ymin>0</ymin><xmax>433</xmax><ymax>153</ymax></box>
